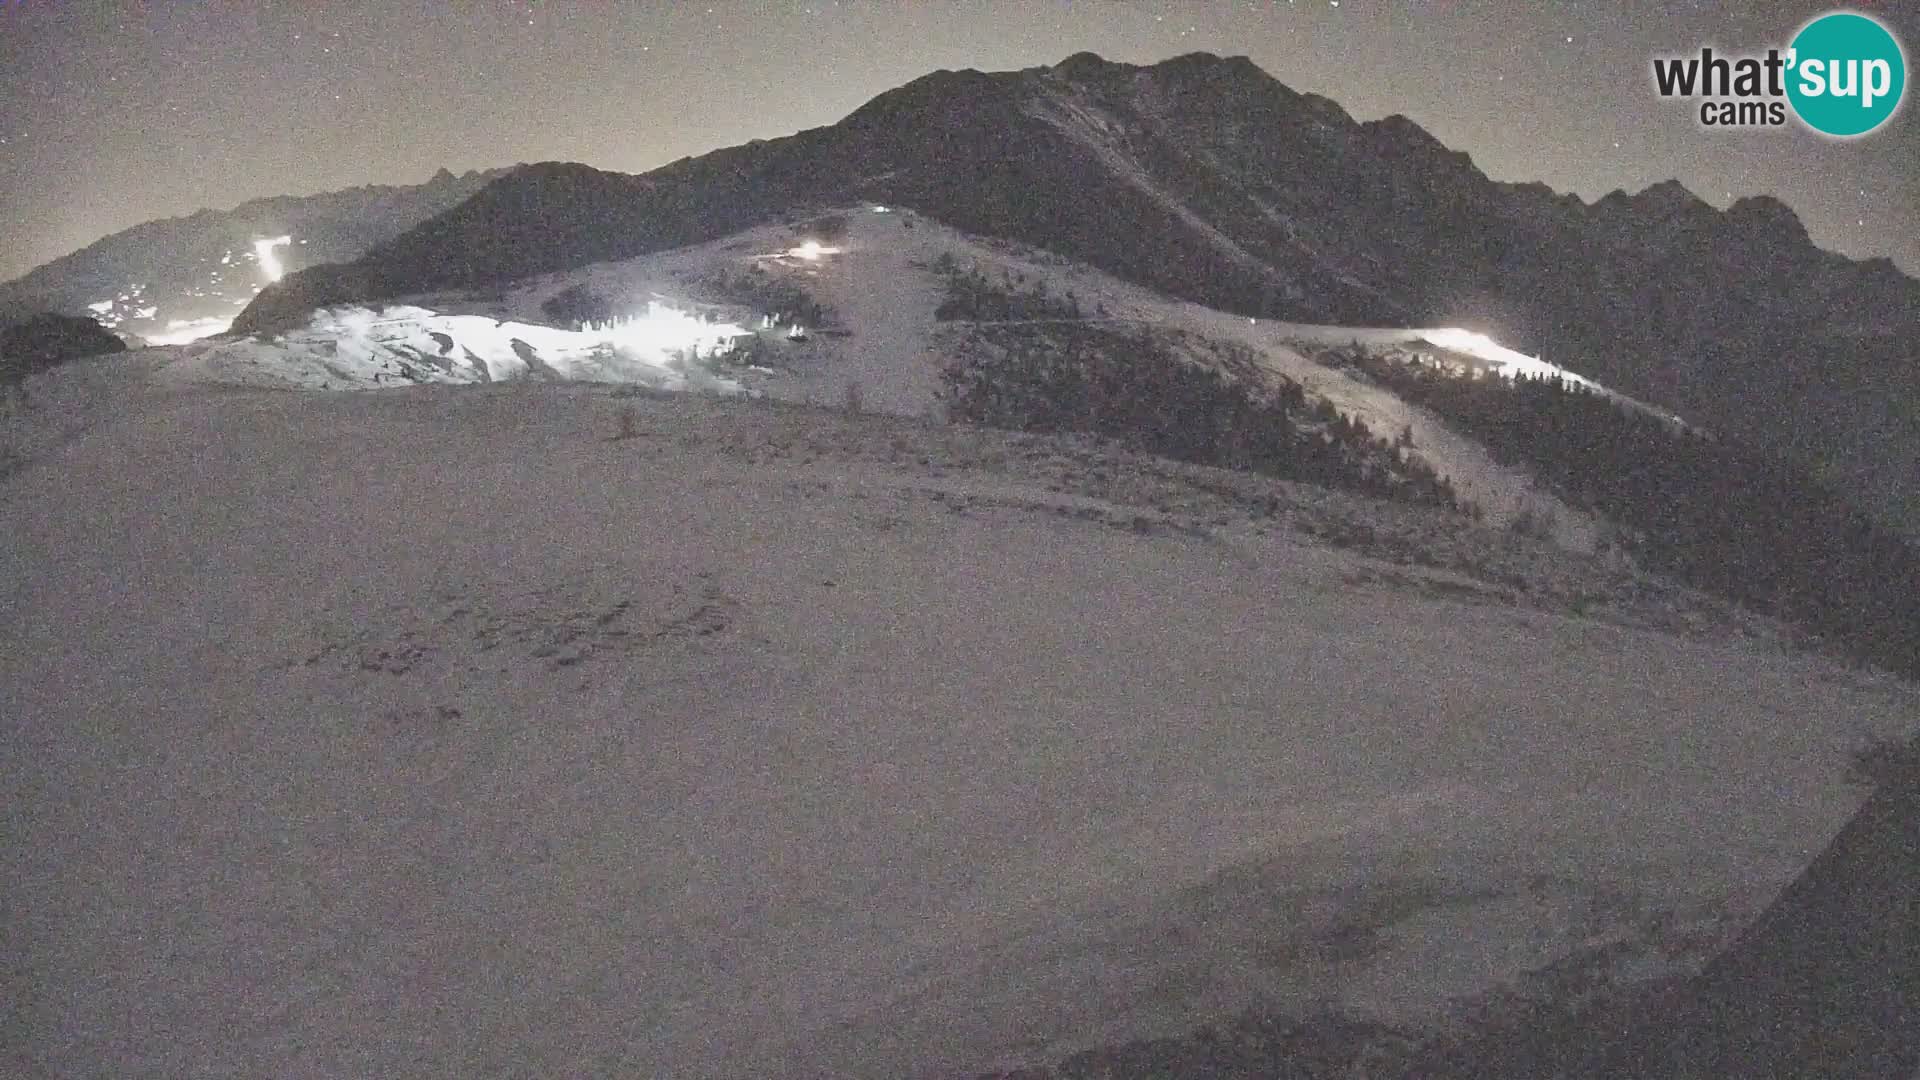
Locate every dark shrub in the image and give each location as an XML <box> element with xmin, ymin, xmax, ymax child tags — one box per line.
<box><xmin>932</xmin><ymin>254</ymin><xmax>1086</xmax><ymax>322</ymax></box>
<box><xmin>803</xmin><ymin>213</ymin><xmax>850</xmax><ymax>243</ymax></box>
<box><xmin>699</xmin><ymin>269</ymin><xmax>832</xmax><ymax>329</ymax></box>
<box><xmin>540</xmin><ymin>284</ymin><xmax>614</xmax><ymax>328</ymax></box>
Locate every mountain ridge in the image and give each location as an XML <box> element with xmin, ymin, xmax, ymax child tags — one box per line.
<box><xmin>0</xmin><ymin>167</ymin><xmax>512</xmax><ymax>343</ymax></box>
<box><xmin>239</xmin><ymin>51</ymin><xmax>1916</xmax><ymax>333</ymax></box>
<box><xmin>28</xmin><ymin>50</ymin><xmax>1918</xmax><ymax>532</ymax></box>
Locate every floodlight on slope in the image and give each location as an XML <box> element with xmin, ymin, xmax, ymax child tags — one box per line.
<box><xmin>253</xmin><ymin>236</ymin><xmax>294</xmax><ymax>283</ymax></box>
<box><xmin>788</xmin><ymin>240</ymin><xmax>843</xmax><ymax>261</ymax></box>
<box><xmin>588</xmin><ymin>301</ymin><xmax>752</xmax><ymax>361</ymax></box>
<box><xmin>1422</xmin><ymin>327</ymin><xmax>1602</xmax><ymax>391</ymax></box>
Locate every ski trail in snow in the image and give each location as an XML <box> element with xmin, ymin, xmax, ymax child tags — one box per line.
<box><xmin>785</xmin><ymin>223</ymin><xmax>946</xmax><ymax>416</ymax></box>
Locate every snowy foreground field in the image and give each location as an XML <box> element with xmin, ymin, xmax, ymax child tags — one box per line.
<box><xmin>4</xmin><ymin>378</ymin><xmax>1917</xmax><ymax>1078</ymax></box>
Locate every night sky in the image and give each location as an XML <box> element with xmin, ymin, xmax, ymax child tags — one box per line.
<box><xmin>2</xmin><ymin>1</ymin><xmax>1915</xmax><ymax>281</ymax></box>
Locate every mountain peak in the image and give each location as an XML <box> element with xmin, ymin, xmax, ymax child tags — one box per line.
<box><xmin>1367</xmin><ymin>113</ymin><xmax>1448</xmax><ymax>151</ymax></box>
<box><xmin>1159</xmin><ymin>50</ymin><xmax>1243</xmax><ymax>66</ymax></box>
<box><xmin>1053</xmin><ymin>51</ymin><xmax>1115</xmax><ymax>78</ymax></box>
<box><xmin>1726</xmin><ymin>194</ymin><xmax>1810</xmax><ymax>247</ymax></box>
<box><xmin>1150</xmin><ymin>51</ymin><xmax>1268</xmax><ymax>83</ymax></box>
<box><xmin>1632</xmin><ymin>179</ymin><xmax>1709</xmax><ymax>213</ymax></box>
<box><xmin>1049</xmin><ymin>51</ymin><xmax>1267</xmax><ymax>84</ymax></box>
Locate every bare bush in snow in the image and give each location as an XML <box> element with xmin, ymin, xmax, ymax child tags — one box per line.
<box><xmin>1507</xmin><ymin>500</ymin><xmax>1560</xmax><ymax>541</ymax></box>
<box><xmin>611</xmin><ymin>405</ymin><xmax>642</xmax><ymax>441</ymax></box>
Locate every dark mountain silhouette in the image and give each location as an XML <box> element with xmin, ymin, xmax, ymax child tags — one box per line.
<box><xmin>233</xmin><ymin>51</ymin><xmax>1919</xmax><ymax>534</ymax></box>
<box><xmin>1592</xmin><ymin>766</ymin><xmax>1920</xmax><ymax>1078</ymax></box>
<box><xmin>0</xmin><ymin>167</ymin><xmax>510</xmax><ymax>343</ymax></box>
<box><xmin>1308</xmin><ymin>344</ymin><xmax>1920</xmax><ymax>679</ymax></box>
<box><xmin>0</xmin><ymin>312</ymin><xmax>126</xmax><ymax>385</ymax></box>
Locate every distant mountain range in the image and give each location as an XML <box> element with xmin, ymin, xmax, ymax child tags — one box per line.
<box><xmin>0</xmin><ymin>167</ymin><xmax>509</xmax><ymax>344</ymax></box>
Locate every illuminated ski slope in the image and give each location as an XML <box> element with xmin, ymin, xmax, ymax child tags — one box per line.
<box><xmin>1277</xmin><ymin>322</ymin><xmax>1690</xmax><ymax>429</ymax></box>
<box><xmin>158</xmin><ymin>302</ymin><xmax>752</xmax><ymax>391</ymax></box>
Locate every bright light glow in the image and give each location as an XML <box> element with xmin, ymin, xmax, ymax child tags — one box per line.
<box><xmin>87</xmin><ymin>300</ymin><xmax>114</xmax><ymax>315</ymax></box>
<box><xmin>786</xmin><ymin>240</ymin><xmax>843</xmax><ymax>261</ymax></box>
<box><xmin>870</xmin><ymin>205</ymin><xmax>891</xmax><ymax>213</ymax></box>
<box><xmin>253</xmin><ymin>236</ymin><xmax>293</xmax><ymax>283</ymax></box>
<box><xmin>1421</xmin><ymin>328</ymin><xmax>1603</xmax><ymax>392</ymax></box>
<box><xmin>584</xmin><ymin>300</ymin><xmax>752</xmax><ymax>360</ymax></box>
<box><xmin>146</xmin><ymin>317</ymin><xmax>232</xmax><ymax>346</ymax></box>
<box><xmin>177</xmin><ymin>302</ymin><xmax>755</xmax><ymax>393</ymax></box>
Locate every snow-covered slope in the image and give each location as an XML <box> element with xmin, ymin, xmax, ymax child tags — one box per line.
<box><xmin>1271</xmin><ymin>322</ymin><xmax>1690</xmax><ymax>429</ymax></box>
<box><xmin>156</xmin><ymin>303</ymin><xmax>749</xmax><ymax>393</ymax></box>
<box><xmin>186</xmin><ymin>207</ymin><xmax>1639</xmax><ymax>547</ymax></box>
<box><xmin>4</xmin><ymin>380</ymin><xmax>1913</xmax><ymax>1079</ymax></box>
<box><xmin>491</xmin><ymin>212</ymin><xmax>957</xmax><ymax>416</ymax></box>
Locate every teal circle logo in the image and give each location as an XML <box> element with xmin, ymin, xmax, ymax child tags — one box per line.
<box><xmin>1786</xmin><ymin>11</ymin><xmax>1907</xmax><ymax>137</ymax></box>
